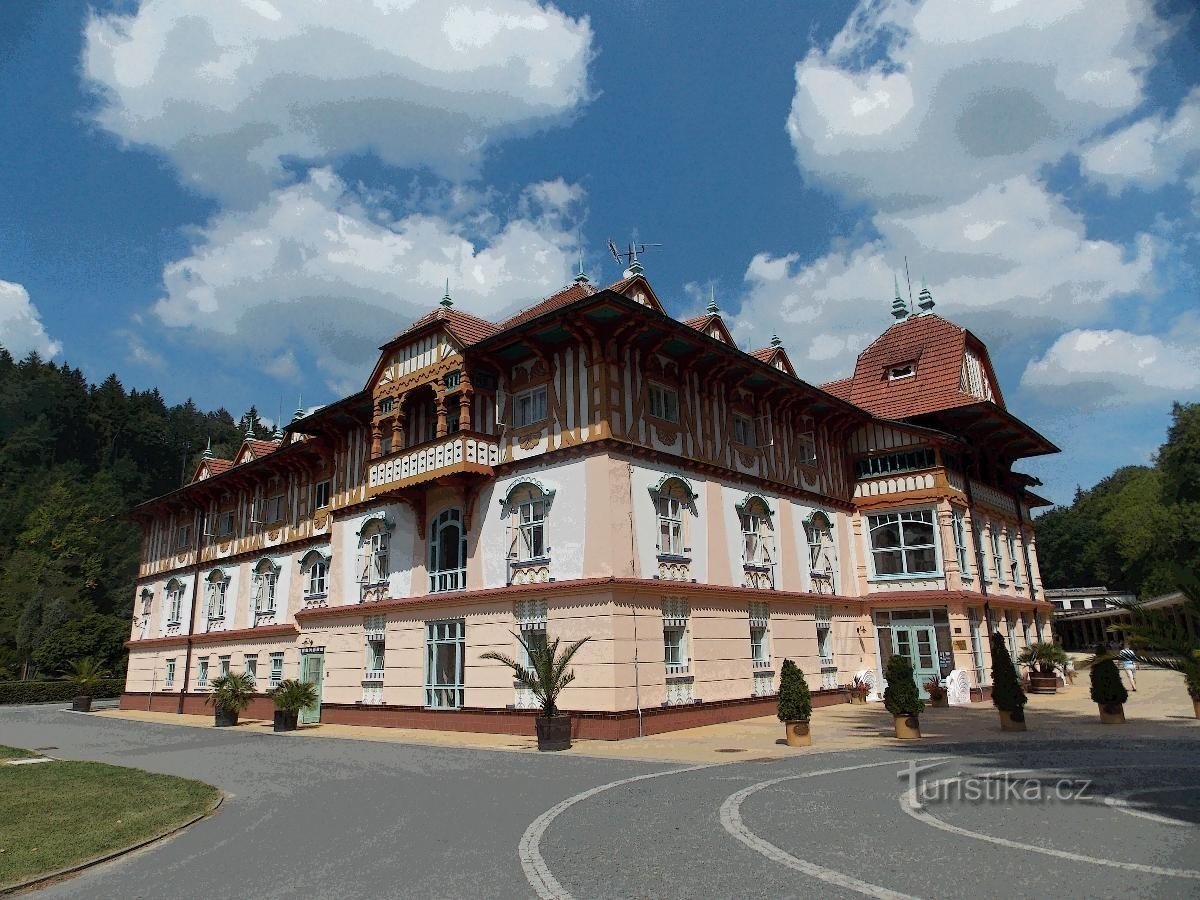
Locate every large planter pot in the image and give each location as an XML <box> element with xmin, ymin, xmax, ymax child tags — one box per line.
<box><xmin>928</xmin><ymin>696</ymin><xmax>948</xmax><ymax>709</ymax></box>
<box><xmin>848</xmin><ymin>692</ymin><xmax>867</xmax><ymax>705</ymax></box>
<box><xmin>893</xmin><ymin>715</ymin><xmax>921</xmax><ymax>740</ymax></box>
<box><xmin>214</xmin><ymin>707</ymin><xmax>239</xmax><ymax>728</ymax></box>
<box><xmin>72</xmin><ymin>695</ymin><xmax>92</xmax><ymax>713</ymax></box>
<box><xmin>273</xmin><ymin>710</ymin><xmax>299</xmax><ymax>733</ymax></box>
<box><xmin>998</xmin><ymin>708</ymin><xmax>1027</xmax><ymax>731</ymax></box>
<box><xmin>535</xmin><ymin>714</ymin><xmax>572</xmax><ymax>752</ymax></box>
<box><xmin>1029</xmin><ymin>673</ymin><xmax>1058</xmax><ymax>695</ymax></box>
<box><xmin>1192</xmin><ymin>697</ymin><xmax>1200</xmax><ymax>720</ymax></box>
<box><xmin>783</xmin><ymin>719</ymin><xmax>812</xmax><ymax>747</ymax></box>
<box><xmin>1098</xmin><ymin>702</ymin><xmax>1126</xmax><ymax>725</ymax></box>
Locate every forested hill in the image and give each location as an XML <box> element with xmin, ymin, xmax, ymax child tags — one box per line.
<box><xmin>1035</xmin><ymin>402</ymin><xmax>1200</xmax><ymax>598</ymax></box>
<box><xmin>0</xmin><ymin>346</ymin><xmax>278</xmax><ymax>680</ymax></box>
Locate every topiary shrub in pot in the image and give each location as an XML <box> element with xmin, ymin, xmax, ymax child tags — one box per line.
<box><xmin>206</xmin><ymin>671</ymin><xmax>256</xmax><ymax>727</ymax></box>
<box><xmin>63</xmin><ymin>657</ymin><xmax>107</xmax><ymax>712</ymax></box>
<box><xmin>1018</xmin><ymin>642</ymin><xmax>1067</xmax><ymax>694</ymax></box>
<box><xmin>1089</xmin><ymin>651</ymin><xmax>1129</xmax><ymax>724</ymax></box>
<box><xmin>990</xmin><ymin>632</ymin><xmax>1027</xmax><ymax>731</ymax></box>
<box><xmin>883</xmin><ymin>655</ymin><xmax>925</xmax><ymax>739</ymax></box>
<box><xmin>270</xmin><ymin>679</ymin><xmax>318</xmax><ymax>732</ymax></box>
<box><xmin>482</xmin><ymin>633</ymin><xmax>590</xmax><ymax>751</ymax></box>
<box><xmin>776</xmin><ymin>659</ymin><xmax>813</xmax><ymax>747</ymax></box>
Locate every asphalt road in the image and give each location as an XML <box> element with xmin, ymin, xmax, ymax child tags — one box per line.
<box><xmin>2</xmin><ymin>705</ymin><xmax>1198</xmax><ymax>899</ymax></box>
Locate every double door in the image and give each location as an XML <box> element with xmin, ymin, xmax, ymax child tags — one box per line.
<box><xmin>299</xmin><ymin>652</ymin><xmax>324</xmax><ymax>724</ymax></box>
<box><xmin>892</xmin><ymin>625</ymin><xmax>940</xmax><ymax>699</ymax></box>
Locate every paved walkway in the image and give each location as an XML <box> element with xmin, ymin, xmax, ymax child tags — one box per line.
<box><xmin>96</xmin><ymin>666</ymin><xmax>1197</xmax><ymax>765</ymax></box>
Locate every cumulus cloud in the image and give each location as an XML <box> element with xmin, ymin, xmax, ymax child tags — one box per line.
<box><xmin>0</xmin><ymin>280</ymin><xmax>62</xmax><ymax>358</ymax></box>
<box><xmin>786</xmin><ymin>0</ymin><xmax>1166</xmax><ymax>209</ymax></box>
<box><xmin>152</xmin><ymin>168</ymin><xmax>581</xmax><ymax>390</ymax></box>
<box><xmin>1021</xmin><ymin>327</ymin><xmax>1200</xmax><ymax>407</ymax></box>
<box><xmin>1081</xmin><ymin>87</ymin><xmax>1200</xmax><ymax>194</ymax></box>
<box><xmin>84</xmin><ymin>0</ymin><xmax>593</xmax><ymax>203</ymax></box>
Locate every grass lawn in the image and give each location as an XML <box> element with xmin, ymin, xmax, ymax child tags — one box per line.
<box><xmin>0</xmin><ymin>751</ymin><xmax>220</xmax><ymax>889</ymax></box>
<box><xmin>0</xmin><ymin>745</ymin><xmax>37</xmax><ymax>760</ymax></box>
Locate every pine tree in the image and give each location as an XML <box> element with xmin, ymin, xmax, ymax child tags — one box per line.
<box><xmin>1089</xmin><ymin>653</ymin><xmax>1129</xmax><ymax>708</ymax></box>
<box><xmin>990</xmin><ymin>631</ymin><xmax>1027</xmax><ymax>717</ymax></box>
<box><xmin>884</xmin><ymin>654</ymin><xmax>924</xmax><ymax>717</ymax></box>
<box><xmin>776</xmin><ymin>659</ymin><xmax>812</xmax><ymax>722</ymax></box>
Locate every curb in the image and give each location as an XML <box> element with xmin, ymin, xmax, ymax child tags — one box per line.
<box><xmin>0</xmin><ymin>788</ymin><xmax>225</xmax><ymax>896</ymax></box>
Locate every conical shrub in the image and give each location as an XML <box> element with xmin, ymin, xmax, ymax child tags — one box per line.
<box><xmin>777</xmin><ymin>659</ymin><xmax>812</xmax><ymax>722</ymax></box>
<box><xmin>990</xmin><ymin>631</ymin><xmax>1026</xmax><ymax>716</ymax></box>
<box><xmin>883</xmin><ymin>654</ymin><xmax>924</xmax><ymax>717</ymax></box>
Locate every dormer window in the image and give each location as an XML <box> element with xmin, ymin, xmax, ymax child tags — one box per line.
<box><xmin>888</xmin><ymin>363</ymin><xmax>915</xmax><ymax>381</ymax></box>
<box><xmin>379</xmin><ymin>397</ymin><xmax>394</xmax><ymax>414</ymax></box>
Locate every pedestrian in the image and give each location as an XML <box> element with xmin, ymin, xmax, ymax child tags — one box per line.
<box><xmin>1064</xmin><ymin>656</ymin><xmax>1076</xmax><ymax>685</ymax></box>
<box><xmin>1118</xmin><ymin>641</ymin><xmax>1138</xmax><ymax>692</ymax></box>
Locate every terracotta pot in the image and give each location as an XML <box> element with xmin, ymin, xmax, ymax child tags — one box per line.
<box><xmin>1098</xmin><ymin>702</ymin><xmax>1126</xmax><ymax>725</ymax></box>
<box><xmin>928</xmin><ymin>696</ymin><xmax>948</xmax><ymax>708</ymax></box>
<box><xmin>1192</xmin><ymin>697</ymin><xmax>1200</xmax><ymax>720</ymax></box>
<box><xmin>784</xmin><ymin>719</ymin><xmax>812</xmax><ymax>747</ymax></box>
<box><xmin>848</xmin><ymin>693</ymin><xmax>864</xmax><ymax>704</ymax></box>
<box><xmin>535</xmin><ymin>714</ymin><xmax>572</xmax><ymax>752</ymax></box>
<box><xmin>998</xmin><ymin>708</ymin><xmax>1027</xmax><ymax>731</ymax></box>
<box><xmin>893</xmin><ymin>714</ymin><xmax>921</xmax><ymax>740</ymax></box>
<box><xmin>1028</xmin><ymin>674</ymin><xmax>1058</xmax><ymax>695</ymax></box>
<box><xmin>72</xmin><ymin>695</ymin><xmax>92</xmax><ymax>713</ymax></box>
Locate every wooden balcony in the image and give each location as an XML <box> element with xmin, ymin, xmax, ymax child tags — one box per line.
<box><xmin>366</xmin><ymin>432</ymin><xmax>500</xmax><ymax>497</ymax></box>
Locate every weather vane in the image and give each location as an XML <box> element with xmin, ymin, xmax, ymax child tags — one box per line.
<box><xmin>607</xmin><ymin>239</ymin><xmax>662</xmax><ymax>270</ymax></box>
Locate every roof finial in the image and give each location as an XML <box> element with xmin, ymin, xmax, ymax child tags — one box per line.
<box><xmin>706</xmin><ymin>285</ymin><xmax>719</xmax><ymax>315</ymax></box>
<box><xmin>770</xmin><ymin>332</ymin><xmax>782</xmax><ymax>349</ymax></box>
<box><xmin>440</xmin><ymin>279</ymin><xmax>453</xmax><ymax>308</ymax></box>
<box><xmin>573</xmin><ymin>250</ymin><xmax>589</xmax><ymax>284</ymax></box>
<box><xmin>203</xmin><ymin>436</ymin><xmax>213</xmax><ymax>459</ymax></box>
<box><xmin>917</xmin><ymin>278</ymin><xmax>935</xmax><ymax>314</ymax></box>
<box><xmin>627</xmin><ymin>243</ymin><xmax>644</xmax><ymax>277</ymax></box>
<box><xmin>292</xmin><ymin>394</ymin><xmax>304</xmax><ymax>422</ymax></box>
<box><xmin>891</xmin><ymin>274</ymin><xmax>908</xmax><ymax>320</ymax></box>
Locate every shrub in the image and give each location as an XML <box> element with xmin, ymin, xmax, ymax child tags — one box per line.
<box><xmin>990</xmin><ymin>632</ymin><xmax>1027</xmax><ymax>715</ymax></box>
<box><xmin>776</xmin><ymin>659</ymin><xmax>812</xmax><ymax>722</ymax></box>
<box><xmin>270</xmin><ymin>679</ymin><xmax>319</xmax><ymax>713</ymax></box>
<box><xmin>0</xmin><ymin>679</ymin><xmax>124</xmax><ymax>705</ymax></box>
<box><xmin>481</xmin><ymin>633</ymin><xmax>590</xmax><ymax>718</ymax></box>
<box><xmin>63</xmin><ymin>657</ymin><xmax>108</xmax><ymax>696</ymax></box>
<box><xmin>1017</xmin><ymin>642</ymin><xmax>1068</xmax><ymax>675</ymax></box>
<box><xmin>923</xmin><ymin>676</ymin><xmax>947</xmax><ymax>701</ymax></box>
<box><xmin>883</xmin><ymin>655</ymin><xmax>924</xmax><ymax>717</ymax></box>
<box><xmin>1089</xmin><ymin>654</ymin><xmax>1129</xmax><ymax>707</ymax></box>
<box><xmin>205</xmin><ymin>672</ymin><xmax>256</xmax><ymax>714</ymax></box>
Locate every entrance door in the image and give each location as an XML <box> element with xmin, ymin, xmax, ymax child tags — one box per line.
<box><xmin>299</xmin><ymin>652</ymin><xmax>324</xmax><ymax>724</ymax></box>
<box><xmin>893</xmin><ymin>626</ymin><xmax>940</xmax><ymax>698</ymax></box>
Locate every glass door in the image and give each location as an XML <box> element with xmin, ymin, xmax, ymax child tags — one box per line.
<box><xmin>299</xmin><ymin>653</ymin><xmax>324</xmax><ymax>724</ymax></box>
<box><xmin>892</xmin><ymin>626</ymin><xmax>940</xmax><ymax>698</ymax></box>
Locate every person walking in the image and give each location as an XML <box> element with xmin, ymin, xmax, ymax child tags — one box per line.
<box><xmin>1118</xmin><ymin>642</ymin><xmax>1138</xmax><ymax>692</ymax></box>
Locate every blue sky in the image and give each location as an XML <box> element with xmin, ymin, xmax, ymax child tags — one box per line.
<box><xmin>1</xmin><ymin>0</ymin><xmax>1197</xmax><ymax>505</ymax></box>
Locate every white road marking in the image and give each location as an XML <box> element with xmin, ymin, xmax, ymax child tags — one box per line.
<box><xmin>518</xmin><ymin>764</ymin><xmax>715</xmax><ymax>900</ymax></box>
<box><xmin>718</xmin><ymin>757</ymin><xmax>952</xmax><ymax>900</ymax></box>
<box><xmin>1105</xmin><ymin>786</ymin><xmax>1199</xmax><ymax>828</ymax></box>
<box><xmin>5</xmin><ymin>757</ymin><xmax>54</xmax><ymax>765</ymax></box>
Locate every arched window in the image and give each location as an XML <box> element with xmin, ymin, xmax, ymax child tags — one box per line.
<box><xmin>165</xmin><ymin>578</ymin><xmax>185</xmax><ymax>624</ymax></box>
<box><xmin>300</xmin><ymin>550</ymin><xmax>330</xmax><ymax>599</ymax></box>
<box><xmin>737</xmin><ymin>496</ymin><xmax>775</xmax><ymax>568</ymax></box>
<box><xmin>138</xmin><ymin>588</ymin><xmax>153</xmax><ymax>638</ymax></box>
<box><xmin>429</xmin><ymin>509</ymin><xmax>466</xmax><ymax>593</ymax></box>
<box><xmin>804</xmin><ymin>511</ymin><xmax>838</xmax><ymax>590</ymax></box>
<box><xmin>205</xmin><ymin>569</ymin><xmax>228</xmax><ymax>621</ymax></box>
<box><xmin>651</xmin><ymin>477</ymin><xmax>695</xmax><ymax>557</ymax></box>
<box><xmin>502</xmin><ymin>481</ymin><xmax>554</xmax><ymax>563</ymax></box>
<box><xmin>252</xmin><ymin>558</ymin><xmax>279</xmax><ymax>616</ymax></box>
<box><xmin>358</xmin><ymin>517</ymin><xmax>392</xmax><ymax>586</ymax></box>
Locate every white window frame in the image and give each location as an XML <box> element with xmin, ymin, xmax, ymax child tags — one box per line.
<box><xmin>205</xmin><ymin>572</ymin><xmax>228</xmax><ymax>621</ymax></box>
<box><xmin>174</xmin><ymin>523</ymin><xmax>192</xmax><ymax>550</ymax></box>
<box><xmin>366</xmin><ymin>637</ymin><xmax>386</xmax><ymax>677</ymax></box>
<box><xmin>164</xmin><ymin>658</ymin><xmax>176</xmax><ymax>688</ymax></box>
<box><xmin>648</xmin><ymin>383</ymin><xmax>680</xmax><ymax>423</ymax></box>
<box><xmin>429</xmin><ymin>509</ymin><xmax>466</xmax><ymax>593</ymax></box>
<box><xmin>216</xmin><ymin>510</ymin><xmax>235</xmax><ymax>537</ymax></box>
<box><xmin>253</xmin><ymin>561</ymin><xmax>278</xmax><ymax>615</ymax></box>
<box><xmin>197</xmin><ymin>658</ymin><xmax>210</xmax><ymax>688</ymax></box>
<box><xmin>662</xmin><ymin>599</ymin><xmax>690</xmax><ymax>675</ymax></box>
<box><xmin>513</xmin><ymin>386</ymin><xmax>548</xmax><ymax>428</ymax></box>
<box><xmin>314</xmin><ymin>479</ymin><xmax>332</xmax><ymax>510</ymax></box>
<box><xmin>425</xmin><ymin>619</ymin><xmax>465</xmax><ymax>708</ymax></box>
<box><xmin>1007</xmin><ymin>531</ymin><xmax>1023</xmax><ymax>587</ymax></box>
<box><xmin>797</xmin><ymin>415</ymin><xmax>817</xmax><ymax>466</ymax></box>
<box><xmin>732</xmin><ymin>413</ymin><xmax>755</xmax><ymax>447</ymax></box>
<box><xmin>268</xmin><ymin>652</ymin><xmax>284</xmax><ymax>688</ymax></box>
<box><xmin>990</xmin><ymin>523</ymin><xmax>1006</xmax><ymax>584</ymax></box>
<box><xmin>867</xmin><ymin>509</ymin><xmax>940</xmax><ymax>578</ymax></box>
<box><xmin>261</xmin><ymin>494</ymin><xmax>285</xmax><ymax>525</ymax></box>
<box><xmin>739</xmin><ymin>503</ymin><xmax>774</xmax><ymax>568</ymax></box>
<box><xmin>244</xmin><ymin>654</ymin><xmax>258</xmax><ymax>684</ymax></box>
<box><xmin>218</xmin><ymin>655</ymin><xmax>231</xmax><ymax>677</ymax></box>
<box><xmin>951</xmin><ymin>509</ymin><xmax>971</xmax><ymax>580</ymax></box>
<box><xmin>517</xmin><ymin>497</ymin><xmax>547</xmax><ymax>561</ymax></box>
<box><xmin>655</xmin><ymin>494</ymin><xmax>685</xmax><ymax>556</ymax></box>
<box><xmin>360</xmin><ymin>528</ymin><xmax>390</xmax><ymax>585</ymax></box>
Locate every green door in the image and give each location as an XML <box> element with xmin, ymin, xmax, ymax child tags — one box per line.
<box><xmin>299</xmin><ymin>652</ymin><xmax>324</xmax><ymax>724</ymax></box>
<box><xmin>893</xmin><ymin>626</ymin><xmax>940</xmax><ymax>699</ymax></box>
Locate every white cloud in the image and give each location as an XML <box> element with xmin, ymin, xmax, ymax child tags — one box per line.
<box><xmin>84</xmin><ymin>0</ymin><xmax>593</xmax><ymax>203</ymax></box>
<box><xmin>0</xmin><ymin>280</ymin><xmax>62</xmax><ymax>358</ymax></box>
<box><xmin>152</xmin><ymin>168</ymin><xmax>581</xmax><ymax>390</ymax></box>
<box><xmin>121</xmin><ymin>328</ymin><xmax>165</xmax><ymax>368</ymax></box>
<box><xmin>1081</xmin><ymin>87</ymin><xmax>1200</xmax><ymax>194</ymax></box>
<box><xmin>786</xmin><ymin>0</ymin><xmax>1167</xmax><ymax>209</ymax></box>
<box><xmin>1021</xmin><ymin>327</ymin><xmax>1200</xmax><ymax>407</ymax></box>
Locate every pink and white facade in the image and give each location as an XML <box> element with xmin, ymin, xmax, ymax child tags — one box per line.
<box><xmin>122</xmin><ymin>271</ymin><xmax>1057</xmax><ymax>738</ymax></box>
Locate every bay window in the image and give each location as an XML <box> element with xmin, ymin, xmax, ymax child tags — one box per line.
<box><xmin>867</xmin><ymin>510</ymin><xmax>939</xmax><ymax>577</ymax></box>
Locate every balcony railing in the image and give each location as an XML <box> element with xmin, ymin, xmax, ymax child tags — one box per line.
<box><xmin>367</xmin><ymin>432</ymin><xmax>500</xmax><ymax>496</ymax></box>
<box><xmin>430</xmin><ymin>568</ymin><xmax>466</xmax><ymax>594</ymax></box>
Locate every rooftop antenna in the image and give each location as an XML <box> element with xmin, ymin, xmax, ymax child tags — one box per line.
<box><xmin>608</xmin><ymin>239</ymin><xmax>662</xmax><ymax>276</ymax></box>
<box><xmin>903</xmin><ymin>256</ymin><xmax>915</xmax><ymax>315</ymax></box>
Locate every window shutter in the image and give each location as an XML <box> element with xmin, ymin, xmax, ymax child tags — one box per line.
<box><xmin>755</xmin><ymin>414</ymin><xmax>772</xmax><ymax>447</ymax></box>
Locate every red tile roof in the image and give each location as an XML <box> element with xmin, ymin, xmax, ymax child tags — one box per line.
<box><xmin>682</xmin><ymin>312</ymin><xmax>715</xmax><ymax>330</ymax></box>
<box><xmin>245</xmin><ymin>439</ymin><xmax>281</xmax><ymax>458</ymax></box>
<box><xmin>392</xmin><ymin>305</ymin><xmax>500</xmax><ymax>347</ymax></box>
<box><xmin>500</xmin><ymin>281</ymin><xmax>595</xmax><ymax>329</ymax></box>
<box><xmin>820</xmin><ymin>314</ymin><xmax>1001</xmax><ymax>419</ymax></box>
<box><xmin>204</xmin><ymin>458</ymin><xmax>234</xmax><ymax>475</ymax></box>
<box><xmin>749</xmin><ymin>346</ymin><xmax>775</xmax><ymax>363</ymax></box>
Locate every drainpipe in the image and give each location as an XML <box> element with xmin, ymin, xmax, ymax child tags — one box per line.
<box><xmin>176</xmin><ymin>506</ymin><xmax>206</xmax><ymax>715</ymax></box>
<box><xmin>1012</xmin><ymin>486</ymin><xmax>1041</xmax><ymax>638</ymax></box>
<box><xmin>627</xmin><ymin>463</ymin><xmax>643</xmax><ymax>738</ymax></box>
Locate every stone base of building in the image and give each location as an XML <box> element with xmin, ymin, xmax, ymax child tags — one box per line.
<box><xmin>120</xmin><ymin>692</ymin><xmax>276</xmax><ymax>720</ymax></box>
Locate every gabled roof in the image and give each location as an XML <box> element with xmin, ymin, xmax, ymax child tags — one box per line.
<box><xmin>388</xmin><ymin>305</ymin><xmax>499</xmax><ymax>349</ymax></box>
<box><xmin>233</xmin><ymin>438</ymin><xmax>282</xmax><ymax>466</ymax></box>
<box><xmin>501</xmin><ymin>281</ymin><xmax>596</xmax><ymax>329</ymax></box>
<box><xmin>749</xmin><ymin>344</ymin><xmax>796</xmax><ymax>376</ymax></box>
<box><xmin>192</xmin><ymin>456</ymin><xmax>234</xmax><ymax>482</ymax></box>
<box><xmin>682</xmin><ymin>312</ymin><xmax>735</xmax><ymax>345</ymax></box>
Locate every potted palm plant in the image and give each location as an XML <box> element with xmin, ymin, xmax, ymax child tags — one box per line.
<box><xmin>482</xmin><ymin>633</ymin><xmax>590</xmax><ymax>751</ymax></box>
<box><xmin>206</xmin><ymin>671</ymin><xmax>255</xmax><ymax>727</ymax></box>
<box><xmin>883</xmin><ymin>655</ymin><xmax>925</xmax><ymax>739</ymax></box>
<box><xmin>990</xmin><ymin>632</ymin><xmax>1027</xmax><ymax>731</ymax></box>
<box><xmin>64</xmin><ymin>657</ymin><xmax>106</xmax><ymax>712</ymax></box>
<box><xmin>777</xmin><ymin>659</ymin><xmax>813</xmax><ymax>747</ymax></box>
<box><xmin>1018</xmin><ymin>642</ymin><xmax>1068</xmax><ymax>694</ymax></box>
<box><xmin>923</xmin><ymin>676</ymin><xmax>948</xmax><ymax>708</ymax></box>
<box><xmin>270</xmin><ymin>679</ymin><xmax>317</xmax><ymax>732</ymax></box>
<box><xmin>847</xmin><ymin>676</ymin><xmax>870</xmax><ymax>704</ymax></box>
<box><xmin>1089</xmin><ymin>650</ymin><xmax>1129</xmax><ymax>724</ymax></box>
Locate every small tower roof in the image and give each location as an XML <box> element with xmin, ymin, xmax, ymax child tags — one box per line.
<box><xmin>917</xmin><ymin>279</ymin><xmax>935</xmax><ymax>313</ymax></box>
<box><xmin>440</xmin><ymin>279</ymin><xmax>454</xmax><ymax>308</ymax></box>
<box><xmin>891</xmin><ymin>275</ymin><xmax>909</xmax><ymax>320</ymax></box>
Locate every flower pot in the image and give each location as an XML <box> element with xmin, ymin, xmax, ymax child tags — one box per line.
<box><xmin>1028</xmin><ymin>674</ymin><xmax>1058</xmax><ymax>695</ymax></box>
<box><xmin>928</xmin><ymin>696</ymin><xmax>948</xmax><ymax>709</ymax></box>
<box><xmin>893</xmin><ymin>715</ymin><xmax>921</xmax><ymax>740</ymax></box>
<box><xmin>1192</xmin><ymin>697</ymin><xmax>1200</xmax><ymax>720</ymax></box>
<box><xmin>535</xmin><ymin>714</ymin><xmax>572</xmax><ymax>751</ymax></box>
<box><xmin>784</xmin><ymin>719</ymin><xmax>812</xmax><ymax>747</ymax></box>
<box><xmin>998</xmin><ymin>708</ymin><xmax>1027</xmax><ymax>731</ymax></box>
<box><xmin>214</xmin><ymin>707</ymin><xmax>238</xmax><ymax>728</ymax></box>
<box><xmin>848</xmin><ymin>692</ymin><xmax>867</xmax><ymax>705</ymax></box>
<box><xmin>72</xmin><ymin>695</ymin><xmax>92</xmax><ymax>712</ymax></box>
<box><xmin>273</xmin><ymin>710</ymin><xmax>298</xmax><ymax>732</ymax></box>
<box><xmin>1098</xmin><ymin>702</ymin><xmax>1126</xmax><ymax>725</ymax></box>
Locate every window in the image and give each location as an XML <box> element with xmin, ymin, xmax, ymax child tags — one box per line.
<box><xmin>253</xmin><ymin>559</ymin><xmax>278</xmax><ymax>616</ymax></box>
<box><xmin>514</xmin><ymin>386</ymin><xmax>547</xmax><ymax>427</ymax></box>
<box><xmin>216</xmin><ymin>510</ymin><xmax>235</xmax><ymax>537</ymax></box>
<box><xmin>378</xmin><ymin>396</ymin><xmax>394</xmax><ymax>414</ymax></box>
<box><xmin>967</xmin><ymin>609</ymin><xmax>987</xmax><ymax>685</ymax></box>
<box><xmin>205</xmin><ymin>570</ymin><xmax>228</xmax><ymax>621</ymax></box>
<box><xmin>366</xmin><ymin>637</ymin><xmax>385</xmax><ymax>675</ymax></box>
<box><xmin>654</xmin><ymin>480</ymin><xmax>691</xmax><ymax>557</ymax></box>
<box><xmin>197</xmin><ymin>658</ymin><xmax>210</xmax><ymax>688</ymax></box>
<box><xmin>444</xmin><ymin>371</ymin><xmax>461</xmax><ymax>390</ymax></box>
<box><xmin>174</xmin><ymin>523</ymin><xmax>191</xmax><ymax>550</ymax></box>
<box><xmin>648</xmin><ymin>383</ymin><xmax>679</xmax><ymax>423</ymax></box>
<box><xmin>951</xmin><ymin>509</ymin><xmax>971</xmax><ymax>579</ymax></box>
<box><xmin>380</xmin><ymin>435</ymin><xmax>393</xmax><ymax>456</ymax></box>
<box><xmin>733</xmin><ymin>414</ymin><xmax>755</xmax><ymax>447</ymax></box>
<box><xmin>960</xmin><ymin>350</ymin><xmax>994</xmax><ymax>401</ymax></box>
<box><xmin>218</xmin><ymin>655</ymin><xmax>231</xmax><ymax>677</ymax></box>
<box><xmin>425</xmin><ymin>620</ymin><xmax>465</xmax><ymax>708</ymax></box>
<box><xmin>815</xmin><ymin>605</ymin><xmax>834</xmax><ymax>664</ymax></box>
<box><xmin>514</xmin><ymin>599</ymin><xmax>548</xmax><ymax>708</ymax></box>
<box><xmin>854</xmin><ymin>447</ymin><xmax>936</xmax><ymax>479</ymax></box>
<box><xmin>269</xmin><ymin>652</ymin><xmax>284</xmax><ymax>688</ymax></box>
<box><xmin>739</xmin><ymin>498</ymin><xmax>774</xmax><ymax>570</ymax></box>
<box><xmin>797</xmin><ymin>416</ymin><xmax>817</xmax><ymax>466</ymax></box>
<box><xmin>360</xmin><ymin>522</ymin><xmax>390</xmax><ymax>585</ymax></box>
<box><xmin>260</xmin><ymin>494</ymin><xmax>285</xmax><ymax>524</ymax></box>
<box><xmin>314</xmin><ymin>480</ymin><xmax>331</xmax><ymax>510</ymax></box>
<box><xmin>429</xmin><ymin>509</ymin><xmax>466</xmax><ymax>593</ymax></box>
<box><xmin>867</xmin><ymin>510</ymin><xmax>939</xmax><ymax>576</ymax></box>
<box><xmin>749</xmin><ymin>602</ymin><xmax>770</xmax><ymax>668</ymax></box>
<box><xmin>518</xmin><ymin>498</ymin><xmax>546</xmax><ymax>560</ymax></box>
<box><xmin>662</xmin><ymin>599</ymin><xmax>689</xmax><ymax>674</ymax></box>
<box><xmin>165</xmin><ymin>579</ymin><xmax>184</xmax><ymax>624</ymax></box>
<box><xmin>164</xmin><ymin>658</ymin><xmax>176</xmax><ymax>688</ymax></box>
<box><xmin>1007</xmin><ymin>531</ymin><xmax>1023</xmax><ymax>586</ymax></box>
<box><xmin>888</xmin><ymin>363</ymin><xmax>915</xmax><ymax>380</ymax></box>
<box><xmin>804</xmin><ymin>512</ymin><xmax>835</xmax><ymax>576</ymax></box>
<box><xmin>306</xmin><ymin>558</ymin><xmax>328</xmax><ymax>598</ymax></box>
<box><xmin>244</xmin><ymin>655</ymin><xmax>258</xmax><ymax>684</ymax></box>
<box><xmin>990</xmin><ymin>523</ymin><xmax>1005</xmax><ymax>584</ymax></box>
